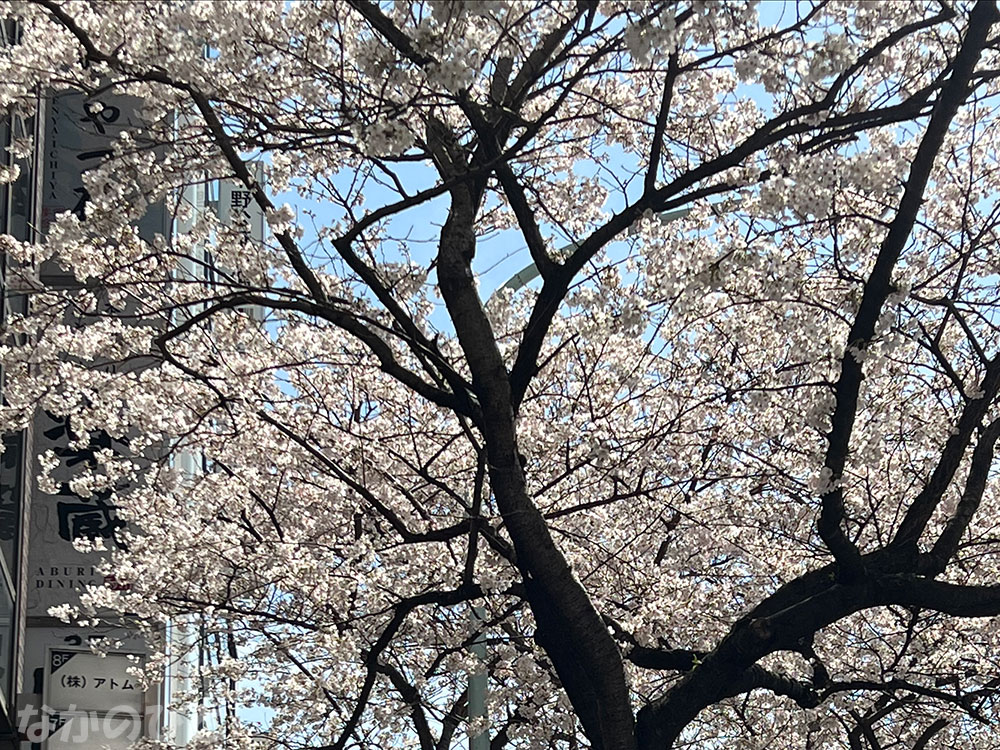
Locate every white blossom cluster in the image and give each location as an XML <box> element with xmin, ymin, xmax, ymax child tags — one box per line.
<box><xmin>0</xmin><ymin>1</ymin><xmax>998</xmax><ymax>749</ymax></box>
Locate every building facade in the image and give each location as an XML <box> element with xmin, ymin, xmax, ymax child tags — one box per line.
<box><xmin>0</xmin><ymin>26</ymin><xmax>220</xmax><ymax>747</ymax></box>
<box><xmin>0</xmin><ymin>18</ymin><xmax>43</xmax><ymax>747</ymax></box>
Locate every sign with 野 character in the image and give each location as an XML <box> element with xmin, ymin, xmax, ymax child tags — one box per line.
<box><xmin>218</xmin><ymin>161</ymin><xmax>267</xmax><ymax>322</ymax></box>
<box><xmin>217</xmin><ymin>161</ymin><xmax>265</xmax><ymax>244</ymax></box>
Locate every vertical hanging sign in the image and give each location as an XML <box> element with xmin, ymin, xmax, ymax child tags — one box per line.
<box><xmin>218</xmin><ymin>161</ymin><xmax>267</xmax><ymax>321</ymax></box>
<box><xmin>218</xmin><ymin>161</ymin><xmax>265</xmax><ymax>242</ymax></box>
<box><xmin>41</xmin><ymin>91</ymin><xmax>168</xmax><ymax>250</ymax></box>
<box><xmin>26</xmin><ymin>412</ymin><xmax>130</xmax><ymax>616</ymax></box>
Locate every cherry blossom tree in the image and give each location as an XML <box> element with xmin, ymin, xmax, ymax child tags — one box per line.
<box><xmin>3</xmin><ymin>1</ymin><xmax>1000</xmax><ymax>748</ymax></box>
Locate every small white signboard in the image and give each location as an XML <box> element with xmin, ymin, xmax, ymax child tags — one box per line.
<box><xmin>218</xmin><ymin>161</ymin><xmax>266</xmax><ymax>243</ymax></box>
<box><xmin>45</xmin><ymin>648</ymin><xmax>144</xmax><ymax>715</ymax></box>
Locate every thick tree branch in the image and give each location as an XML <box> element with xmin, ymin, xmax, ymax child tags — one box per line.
<box><xmin>913</xmin><ymin>719</ymin><xmax>950</xmax><ymax>750</ymax></box>
<box><xmin>435</xmin><ymin>689</ymin><xmax>469</xmax><ymax>750</ymax></box>
<box><xmin>892</xmin><ymin>356</ymin><xmax>1000</xmax><ymax>552</ymax></box>
<box><xmin>818</xmin><ymin>0</ymin><xmax>997</xmax><ymax>576</ymax></box>
<box><xmin>875</xmin><ymin>576</ymin><xmax>1000</xmax><ymax>617</ymax></box>
<box><xmin>429</xmin><ymin>111</ymin><xmax>636</xmax><ymax>750</ymax></box>
<box><xmin>927</xmin><ymin>417</ymin><xmax>1000</xmax><ymax>571</ymax></box>
<box><xmin>644</xmin><ymin>51</ymin><xmax>679</xmax><ymax>194</ymax></box>
<box><xmin>345</xmin><ymin>0</ymin><xmax>434</xmax><ymax>66</ymax></box>
<box><xmin>459</xmin><ymin>98</ymin><xmax>555</xmax><ymax>278</ymax></box>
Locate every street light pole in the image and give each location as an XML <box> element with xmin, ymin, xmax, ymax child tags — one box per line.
<box><xmin>468</xmin><ymin>608</ymin><xmax>489</xmax><ymax>750</ymax></box>
<box><xmin>494</xmin><ymin>207</ymin><xmax>692</xmax><ymax>296</ymax></box>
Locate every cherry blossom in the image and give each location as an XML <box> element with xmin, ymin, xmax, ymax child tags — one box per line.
<box><xmin>2</xmin><ymin>1</ymin><xmax>1000</xmax><ymax>749</ymax></box>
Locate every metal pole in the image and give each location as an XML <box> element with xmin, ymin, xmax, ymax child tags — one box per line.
<box><xmin>468</xmin><ymin>605</ymin><xmax>488</xmax><ymax>750</ymax></box>
<box><xmin>492</xmin><ymin>207</ymin><xmax>691</xmax><ymax>298</ymax></box>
